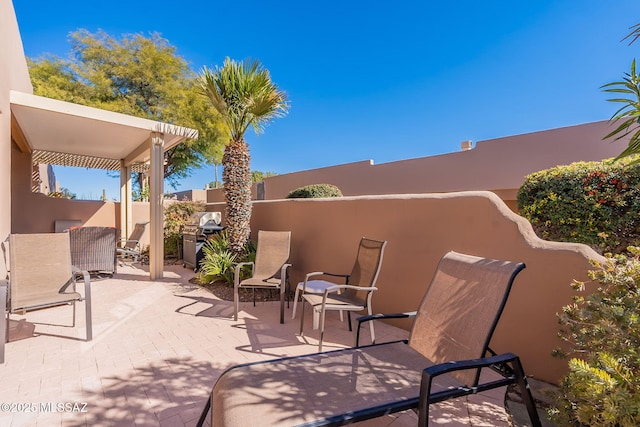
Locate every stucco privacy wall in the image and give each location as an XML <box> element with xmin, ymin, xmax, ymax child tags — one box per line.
<box><xmin>209</xmin><ymin>192</ymin><xmax>603</xmax><ymax>383</ymax></box>
<box><xmin>201</xmin><ymin>120</ymin><xmax>629</xmax><ymax>207</ymax></box>
<box><xmin>1</xmin><ymin>0</ymin><xmax>32</xmax><ymax>277</ymax></box>
<box><xmin>10</xmin><ymin>142</ymin><xmax>117</xmax><ymax>234</ymax></box>
<box><xmin>11</xmin><ymin>142</ymin><xmax>152</xmax><ymax>248</ymax></box>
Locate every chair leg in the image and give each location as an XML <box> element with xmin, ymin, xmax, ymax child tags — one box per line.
<box><xmin>85</xmin><ymin>295</ymin><xmax>92</xmax><ymax>342</ymax></box>
<box><xmin>312</xmin><ymin>307</ymin><xmax>320</xmax><ymax>330</ymax></box>
<box><xmin>81</xmin><ymin>272</ymin><xmax>93</xmax><ymax>341</ymax></box>
<box><xmin>0</xmin><ymin>282</ymin><xmax>6</xmax><ymax>364</ymax></box>
<box><xmin>233</xmin><ymin>284</ymin><xmax>239</xmax><ymax>322</ymax></box>
<box><xmin>196</xmin><ymin>391</ymin><xmax>212</xmax><ymax>427</ymax></box>
<box><xmin>279</xmin><ymin>288</ymin><xmax>285</xmax><ymax>324</ymax></box>
<box><xmin>72</xmin><ymin>300</ymin><xmax>76</xmax><ymax>327</ymax></box>
<box><xmin>512</xmin><ymin>356</ymin><xmax>542</xmax><ymax>427</ymax></box>
<box><xmin>286</xmin><ymin>279</ymin><xmax>291</xmax><ymax>309</ymax></box>
<box><xmin>299</xmin><ymin>296</ymin><xmax>306</xmax><ymax>335</ymax></box>
<box><xmin>368</xmin><ymin>306</ymin><xmax>375</xmax><ymax>344</ymax></box>
<box><xmin>318</xmin><ymin>307</ymin><xmax>327</xmax><ymax>352</ymax></box>
<box><xmin>291</xmin><ymin>285</ymin><xmax>301</xmax><ymax>319</ymax></box>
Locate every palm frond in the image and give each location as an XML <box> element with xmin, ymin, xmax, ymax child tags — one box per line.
<box><xmin>602</xmin><ymin>59</ymin><xmax>640</xmax><ymax>162</ymax></box>
<box><xmin>197</xmin><ymin>57</ymin><xmax>289</xmax><ymax>141</ymax></box>
<box><xmin>622</xmin><ymin>23</ymin><xmax>640</xmax><ymax>46</ymax></box>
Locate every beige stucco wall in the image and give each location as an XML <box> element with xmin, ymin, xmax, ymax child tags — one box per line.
<box><xmin>11</xmin><ymin>142</ymin><xmax>117</xmax><ymax>234</ymax></box>
<box><xmin>171</xmin><ymin>189</ymin><xmax>208</xmax><ymax>202</ymax></box>
<box><xmin>11</xmin><ymin>143</ymin><xmax>152</xmax><ymax>247</ymax></box>
<box><xmin>206</xmin><ymin>121</ymin><xmax>627</xmax><ymax>210</ymax></box>
<box><xmin>1</xmin><ymin>0</ymin><xmax>33</xmax><ymax>276</ymax></box>
<box><xmin>208</xmin><ymin>192</ymin><xmax>603</xmax><ymax>384</ymax></box>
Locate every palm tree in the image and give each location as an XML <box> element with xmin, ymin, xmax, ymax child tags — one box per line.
<box><xmin>602</xmin><ymin>23</ymin><xmax>640</xmax><ymax>162</ymax></box>
<box><xmin>198</xmin><ymin>58</ymin><xmax>289</xmax><ymax>255</ymax></box>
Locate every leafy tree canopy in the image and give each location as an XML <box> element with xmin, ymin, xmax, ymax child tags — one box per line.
<box><xmin>28</xmin><ymin>29</ymin><xmax>228</xmax><ymax>188</ymax></box>
<box><xmin>251</xmin><ymin>171</ymin><xmax>277</xmax><ymax>183</ymax></box>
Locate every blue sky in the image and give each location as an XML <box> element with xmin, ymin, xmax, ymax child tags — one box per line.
<box><xmin>12</xmin><ymin>0</ymin><xmax>639</xmax><ymax>200</ymax></box>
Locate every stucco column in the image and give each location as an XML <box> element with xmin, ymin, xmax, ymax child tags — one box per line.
<box><xmin>119</xmin><ymin>161</ymin><xmax>132</xmax><ymax>248</ymax></box>
<box><xmin>149</xmin><ymin>132</ymin><xmax>164</xmax><ymax>279</ymax></box>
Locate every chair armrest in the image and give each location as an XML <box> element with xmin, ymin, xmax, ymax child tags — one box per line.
<box><xmin>417</xmin><ymin>353</ymin><xmax>541</xmax><ymax>426</ymax></box>
<box><xmin>119</xmin><ymin>238</ymin><xmax>140</xmax><ymax>248</ymax></box>
<box><xmin>301</xmin><ymin>272</ymin><xmax>341</xmax><ymax>292</ymax></box>
<box><xmin>355</xmin><ymin>311</ymin><xmax>417</xmax><ymax>346</ymax></box>
<box><xmin>304</xmin><ymin>271</ymin><xmax>326</xmax><ymax>281</ymax></box>
<box><xmin>304</xmin><ymin>271</ymin><xmax>349</xmax><ymax>283</ymax></box>
<box><xmin>324</xmin><ymin>284</ymin><xmax>376</xmax><ymax>295</ymax></box>
<box><xmin>322</xmin><ymin>272</ymin><xmax>350</xmax><ymax>281</ymax></box>
<box><xmin>78</xmin><ymin>269</ymin><xmax>91</xmax><ymax>301</ymax></box>
<box><xmin>68</xmin><ymin>266</ymin><xmax>90</xmax><ymax>295</ymax></box>
<box><xmin>424</xmin><ymin>351</ymin><xmax>517</xmax><ymax>379</ymax></box>
<box><xmin>280</xmin><ymin>263</ymin><xmax>292</xmax><ymax>282</ymax></box>
<box><xmin>234</xmin><ymin>262</ymin><xmax>254</xmax><ymax>287</ymax></box>
<box><xmin>279</xmin><ymin>263</ymin><xmax>292</xmax><ymax>293</ymax></box>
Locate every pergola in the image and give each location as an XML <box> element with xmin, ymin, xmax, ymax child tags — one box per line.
<box><xmin>9</xmin><ymin>90</ymin><xmax>198</xmax><ymax>279</ymax></box>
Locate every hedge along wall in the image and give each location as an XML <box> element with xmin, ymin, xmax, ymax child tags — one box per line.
<box><xmin>208</xmin><ymin>191</ymin><xmax>603</xmax><ymax>383</ymax></box>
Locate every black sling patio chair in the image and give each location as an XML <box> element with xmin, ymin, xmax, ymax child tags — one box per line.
<box><xmin>196</xmin><ymin>251</ymin><xmax>541</xmax><ymax>427</ymax></box>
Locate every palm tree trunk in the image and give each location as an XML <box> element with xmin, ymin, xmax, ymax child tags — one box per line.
<box><xmin>223</xmin><ymin>138</ymin><xmax>252</xmax><ymax>256</ymax></box>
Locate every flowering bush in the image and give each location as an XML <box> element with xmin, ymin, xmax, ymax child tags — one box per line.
<box><xmin>517</xmin><ymin>158</ymin><xmax>640</xmax><ymax>254</ymax></box>
<box><xmin>163</xmin><ymin>200</ymin><xmax>205</xmax><ymax>258</ymax></box>
<box><xmin>550</xmin><ymin>249</ymin><xmax>640</xmax><ymax>426</ymax></box>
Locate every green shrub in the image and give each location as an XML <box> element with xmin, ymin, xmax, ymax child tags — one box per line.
<box><xmin>197</xmin><ymin>231</ymin><xmax>256</xmax><ymax>285</ymax></box>
<box><xmin>517</xmin><ymin>159</ymin><xmax>640</xmax><ymax>254</ymax></box>
<box><xmin>163</xmin><ymin>200</ymin><xmax>205</xmax><ymax>258</ymax></box>
<box><xmin>286</xmin><ymin>183</ymin><xmax>343</xmax><ymax>199</ymax></box>
<box><xmin>550</xmin><ymin>249</ymin><xmax>640</xmax><ymax>426</ymax></box>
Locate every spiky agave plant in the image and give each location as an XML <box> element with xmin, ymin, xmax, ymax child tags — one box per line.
<box><xmin>198</xmin><ymin>58</ymin><xmax>289</xmax><ymax>255</ymax></box>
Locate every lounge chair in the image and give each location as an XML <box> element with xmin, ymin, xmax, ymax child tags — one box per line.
<box><xmin>2</xmin><ymin>233</ymin><xmax>92</xmax><ymax>364</ymax></box>
<box><xmin>196</xmin><ymin>251</ymin><xmax>541</xmax><ymax>426</ymax></box>
<box><xmin>117</xmin><ymin>221</ymin><xmax>149</xmax><ymax>264</ymax></box>
<box><xmin>296</xmin><ymin>237</ymin><xmax>387</xmax><ymax>351</ymax></box>
<box><xmin>234</xmin><ymin>230</ymin><xmax>292</xmax><ymax>324</ymax></box>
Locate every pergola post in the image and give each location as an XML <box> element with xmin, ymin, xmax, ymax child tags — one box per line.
<box><xmin>119</xmin><ymin>161</ymin><xmax>132</xmax><ymax>248</ymax></box>
<box><xmin>149</xmin><ymin>132</ymin><xmax>164</xmax><ymax>279</ymax></box>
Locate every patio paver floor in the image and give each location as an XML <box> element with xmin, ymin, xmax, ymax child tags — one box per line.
<box><xmin>1</xmin><ymin>264</ymin><xmax>512</xmax><ymax>427</ymax></box>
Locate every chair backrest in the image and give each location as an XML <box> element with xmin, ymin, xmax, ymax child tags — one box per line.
<box><xmin>408</xmin><ymin>251</ymin><xmax>525</xmax><ymax>386</ymax></box>
<box><xmin>9</xmin><ymin>233</ymin><xmax>74</xmax><ymax>310</ymax></box>
<box><xmin>69</xmin><ymin>226</ymin><xmax>118</xmax><ymax>273</ymax></box>
<box><xmin>343</xmin><ymin>238</ymin><xmax>387</xmax><ymax>305</ymax></box>
<box><xmin>252</xmin><ymin>231</ymin><xmax>291</xmax><ymax>280</ymax></box>
<box><xmin>123</xmin><ymin>222</ymin><xmax>149</xmax><ymax>250</ymax></box>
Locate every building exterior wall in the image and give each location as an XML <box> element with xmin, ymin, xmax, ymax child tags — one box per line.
<box><xmin>205</xmin><ymin>120</ymin><xmax>629</xmax><ymax>210</ymax></box>
<box><xmin>10</xmin><ymin>141</ymin><xmax>116</xmax><ymax>234</ymax></box>
<box><xmin>1</xmin><ymin>0</ymin><xmax>33</xmax><ymax>277</ymax></box>
<box><xmin>208</xmin><ymin>192</ymin><xmax>603</xmax><ymax>384</ymax></box>
<box><xmin>170</xmin><ymin>189</ymin><xmax>208</xmax><ymax>202</ymax></box>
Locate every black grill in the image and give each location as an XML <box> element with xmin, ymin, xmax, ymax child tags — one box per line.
<box><xmin>182</xmin><ymin>212</ymin><xmax>224</xmax><ymax>271</ymax></box>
